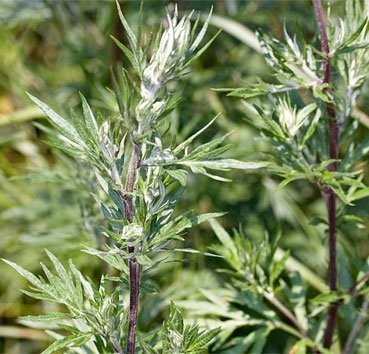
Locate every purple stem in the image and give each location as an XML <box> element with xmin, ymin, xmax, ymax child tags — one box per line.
<box><xmin>311</xmin><ymin>0</ymin><xmax>340</xmax><ymax>349</ymax></box>
<box><xmin>120</xmin><ymin>142</ymin><xmax>141</xmax><ymax>354</ymax></box>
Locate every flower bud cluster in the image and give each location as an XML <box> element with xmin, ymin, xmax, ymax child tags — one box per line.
<box><xmin>135</xmin><ymin>7</ymin><xmax>196</xmax><ymax>139</ymax></box>
<box><xmin>142</xmin><ymin>10</ymin><xmax>191</xmax><ymax>97</ymax></box>
<box><xmin>121</xmin><ymin>223</ymin><xmax>144</xmax><ymax>247</ymax></box>
<box><xmin>278</xmin><ymin>99</ymin><xmax>298</xmax><ymax>136</ymax></box>
<box><xmin>99</xmin><ymin>120</ymin><xmax>124</xmax><ymax>186</ymax></box>
<box><xmin>276</xmin><ymin>99</ymin><xmax>319</xmax><ymax>139</ymax></box>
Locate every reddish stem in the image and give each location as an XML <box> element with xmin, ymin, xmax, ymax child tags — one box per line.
<box><xmin>312</xmin><ymin>0</ymin><xmax>340</xmax><ymax>349</ymax></box>
<box><xmin>123</xmin><ymin>142</ymin><xmax>141</xmax><ymax>354</ymax></box>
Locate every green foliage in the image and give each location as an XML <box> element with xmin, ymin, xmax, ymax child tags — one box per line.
<box><xmin>1</xmin><ymin>1</ymin><xmax>369</xmax><ymax>354</ymax></box>
<box><xmin>3</xmin><ymin>251</ymin><xmax>126</xmax><ymax>354</ymax></box>
<box><xmin>206</xmin><ymin>220</ymin><xmax>317</xmax><ymax>351</ymax></box>
<box><xmin>161</xmin><ymin>303</ymin><xmax>220</xmax><ymax>354</ymax></box>
<box><xmin>200</xmin><ymin>0</ymin><xmax>369</xmax><ymax>352</ymax></box>
<box><xmin>2</xmin><ymin>3</ymin><xmax>266</xmax><ymax>354</ymax></box>
<box><xmin>229</xmin><ymin>0</ymin><xmax>369</xmax><ymax>209</ymax></box>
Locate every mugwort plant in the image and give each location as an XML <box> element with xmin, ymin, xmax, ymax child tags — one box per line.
<box><xmin>3</xmin><ymin>3</ymin><xmax>266</xmax><ymax>354</ymax></box>
<box><xmin>3</xmin><ymin>1</ymin><xmax>369</xmax><ymax>353</ymax></box>
<box><xmin>197</xmin><ymin>0</ymin><xmax>369</xmax><ymax>352</ymax></box>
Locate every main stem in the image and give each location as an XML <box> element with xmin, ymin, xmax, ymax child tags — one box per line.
<box><xmin>122</xmin><ymin>141</ymin><xmax>141</xmax><ymax>354</ymax></box>
<box><xmin>312</xmin><ymin>0</ymin><xmax>340</xmax><ymax>349</ymax></box>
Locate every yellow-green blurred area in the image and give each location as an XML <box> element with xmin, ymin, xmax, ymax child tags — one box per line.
<box><xmin>0</xmin><ymin>1</ymin><xmax>368</xmax><ymax>353</ymax></box>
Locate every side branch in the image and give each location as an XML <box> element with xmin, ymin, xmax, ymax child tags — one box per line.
<box><xmin>261</xmin><ymin>288</ymin><xmax>310</xmax><ymax>338</ymax></box>
<box><xmin>342</xmin><ymin>299</ymin><xmax>369</xmax><ymax>354</ymax></box>
<box><xmin>348</xmin><ymin>271</ymin><xmax>369</xmax><ymax>295</ymax></box>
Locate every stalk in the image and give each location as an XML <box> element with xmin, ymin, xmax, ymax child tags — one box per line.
<box><xmin>342</xmin><ymin>299</ymin><xmax>369</xmax><ymax>354</ymax></box>
<box><xmin>120</xmin><ymin>141</ymin><xmax>141</xmax><ymax>354</ymax></box>
<box><xmin>311</xmin><ymin>0</ymin><xmax>340</xmax><ymax>349</ymax></box>
<box><xmin>259</xmin><ymin>287</ymin><xmax>310</xmax><ymax>338</ymax></box>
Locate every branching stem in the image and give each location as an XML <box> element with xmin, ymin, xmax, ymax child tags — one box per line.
<box><xmin>348</xmin><ymin>271</ymin><xmax>369</xmax><ymax>295</ymax></box>
<box><xmin>312</xmin><ymin>0</ymin><xmax>340</xmax><ymax>349</ymax></box>
<box><xmin>260</xmin><ymin>288</ymin><xmax>309</xmax><ymax>338</ymax></box>
<box><xmin>111</xmin><ymin>337</ymin><xmax>125</xmax><ymax>354</ymax></box>
<box><xmin>260</xmin><ymin>286</ymin><xmax>321</xmax><ymax>354</ymax></box>
<box><xmin>342</xmin><ymin>299</ymin><xmax>369</xmax><ymax>354</ymax></box>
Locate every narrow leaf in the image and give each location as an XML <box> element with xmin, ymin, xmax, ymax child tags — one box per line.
<box><xmin>40</xmin><ymin>333</ymin><xmax>93</xmax><ymax>354</ymax></box>
<box><xmin>26</xmin><ymin>93</ymin><xmax>81</xmax><ymax>143</ymax></box>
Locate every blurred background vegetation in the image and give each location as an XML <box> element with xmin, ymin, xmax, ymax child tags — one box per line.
<box><xmin>0</xmin><ymin>0</ymin><xmax>368</xmax><ymax>353</ymax></box>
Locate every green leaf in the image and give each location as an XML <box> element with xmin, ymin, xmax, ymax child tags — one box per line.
<box><xmin>79</xmin><ymin>93</ymin><xmax>99</xmax><ymax>136</ymax></box>
<box><xmin>165</xmin><ymin>168</ymin><xmax>188</xmax><ymax>186</ymax></box>
<box><xmin>341</xmin><ymin>135</ymin><xmax>369</xmax><ymax>170</ymax></box>
<box><xmin>309</xmin><ymin>217</ymin><xmax>327</xmax><ymax>226</ymax></box>
<box><xmin>40</xmin><ymin>333</ymin><xmax>93</xmax><ymax>354</ymax></box>
<box><xmin>312</xmin><ymin>84</ymin><xmax>333</xmax><ymax>103</ymax></box>
<box><xmin>236</xmin><ymin>292</ymin><xmax>279</xmax><ymax>321</ymax></box>
<box><xmin>186</xmin><ymin>165</ymin><xmax>231</xmax><ymax>182</ymax></box>
<box><xmin>269</xmin><ymin>249</ymin><xmax>289</xmax><ymax>286</ymax></box>
<box><xmin>116</xmin><ymin>2</ymin><xmax>137</xmax><ymax>49</ymax></box>
<box><xmin>277</xmin><ymin>172</ymin><xmax>304</xmax><ymax>190</ymax></box>
<box><xmin>19</xmin><ymin>313</ymin><xmax>75</xmax><ymax>322</ymax></box>
<box><xmin>209</xmin><ymin>219</ymin><xmax>238</xmax><ymax>259</ymax></box>
<box><xmin>186</xmin><ymin>28</ymin><xmax>220</xmax><ymax>68</ymax></box>
<box><xmin>311</xmin><ymin>291</ymin><xmax>349</xmax><ymax>305</ymax></box>
<box><xmin>115</xmin><ymin>1</ymin><xmax>143</xmax><ymax>79</ymax></box>
<box><xmin>336</xmin><ymin>18</ymin><xmax>369</xmax><ymax>54</ymax></box>
<box><xmin>45</xmin><ymin>139</ymin><xmax>85</xmax><ymax>158</ymax></box>
<box><xmin>190</xmin><ymin>212</ymin><xmax>225</xmax><ymax>227</ymax></box>
<box><xmin>229</xmin><ymin>82</ymin><xmax>295</xmax><ymax>99</ymax></box>
<box><xmin>83</xmin><ymin>247</ymin><xmax>128</xmax><ymax>274</ymax></box>
<box><xmin>139</xmin><ymin>339</ymin><xmax>159</xmax><ymax>354</ymax></box>
<box><xmin>249</xmin><ymin>326</ymin><xmax>271</xmax><ymax>354</ymax></box>
<box><xmin>173</xmin><ymin>115</ymin><xmax>219</xmax><ymax>155</ymax></box>
<box><xmin>172</xmin><ymin>248</ymin><xmax>223</xmax><ymax>258</ymax></box>
<box><xmin>351</xmin><ymin>187</ymin><xmax>369</xmax><ymax>201</ymax></box>
<box><xmin>111</xmin><ymin>36</ymin><xmax>142</xmax><ymax>76</ymax></box>
<box><xmin>178</xmin><ymin>159</ymin><xmax>269</xmax><ymax>171</ymax></box>
<box><xmin>69</xmin><ymin>261</ymin><xmax>94</xmax><ymax>302</ymax></box>
<box><xmin>190</xmin><ymin>8</ymin><xmax>213</xmax><ymax>51</ymax></box>
<box><xmin>45</xmin><ymin>250</ymin><xmax>80</xmax><ymax>306</ymax></box>
<box><xmin>2</xmin><ymin>259</ymin><xmax>46</xmax><ymax>290</ymax></box>
<box><xmin>136</xmin><ymin>254</ymin><xmax>154</xmax><ymax>267</ymax></box>
<box><xmin>286</xmin><ymin>272</ymin><xmax>308</xmax><ymax>329</ymax></box>
<box><xmin>26</xmin><ymin>93</ymin><xmax>82</xmax><ymax>144</ymax></box>
<box><xmin>291</xmin><ymin>339</ymin><xmax>308</xmax><ymax>354</ymax></box>
<box><xmin>188</xmin><ymin>327</ymin><xmax>221</xmax><ymax>351</ymax></box>
<box><xmin>224</xmin><ymin>328</ymin><xmax>268</xmax><ymax>353</ymax></box>
<box><xmin>21</xmin><ymin>290</ymin><xmax>56</xmax><ymax>302</ymax></box>
<box><xmin>301</xmin><ymin>107</ymin><xmax>321</xmax><ymax>146</ymax></box>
